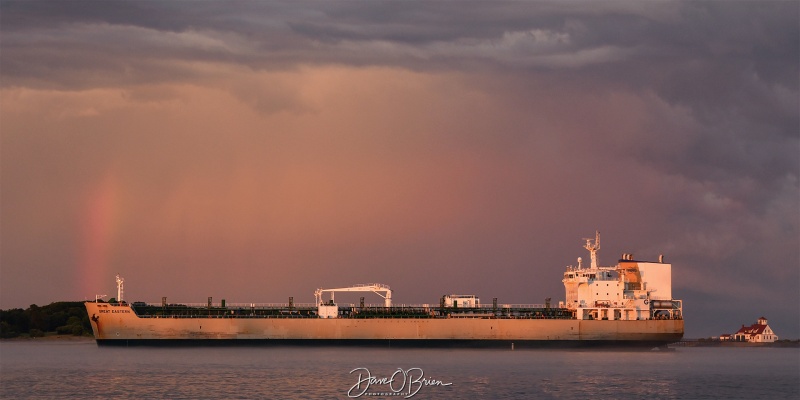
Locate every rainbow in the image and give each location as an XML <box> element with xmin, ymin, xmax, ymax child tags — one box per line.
<box><xmin>79</xmin><ymin>173</ymin><xmax>119</xmax><ymax>299</ymax></box>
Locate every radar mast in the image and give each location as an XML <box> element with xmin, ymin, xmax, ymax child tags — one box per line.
<box><xmin>583</xmin><ymin>231</ymin><xmax>600</xmax><ymax>269</ymax></box>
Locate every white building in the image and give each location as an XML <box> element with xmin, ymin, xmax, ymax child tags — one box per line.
<box><xmin>732</xmin><ymin>317</ymin><xmax>779</xmax><ymax>343</ymax></box>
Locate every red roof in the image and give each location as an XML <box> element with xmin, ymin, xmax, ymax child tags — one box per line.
<box><xmin>735</xmin><ymin>323</ymin><xmax>767</xmax><ymax>335</ymax></box>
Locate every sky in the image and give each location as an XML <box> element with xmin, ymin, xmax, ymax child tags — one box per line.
<box><xmin>1</xmin><ymin>1</ymin><xmax>797</xmax><ymax>339</ymax></box>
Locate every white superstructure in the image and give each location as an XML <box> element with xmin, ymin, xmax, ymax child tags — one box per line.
<box><xmin>442</xmin><ymin>295</ymin><xmax>480</xmax><ymax>308</ymax></box>
<box><xmin>560</xmin><ymin>232</ymin><xmax>682</xmax><ymax>321</ymax></box>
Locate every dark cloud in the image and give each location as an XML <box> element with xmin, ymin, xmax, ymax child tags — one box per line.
<box><xmin>1</xmin><ymin>1</ymin><xmax>798</xmax><ymax>338</ymax></box>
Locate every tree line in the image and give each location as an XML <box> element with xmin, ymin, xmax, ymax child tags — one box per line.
<box><xmin>1</xmin><ymin>301</ymin><xmax>92</xmax><ymax>338</ymax></box>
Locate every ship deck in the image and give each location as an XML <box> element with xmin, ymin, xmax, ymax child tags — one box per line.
<box><xmin>127</xmin><ymin>303</ymin><xmax>575</xmax><ymax>320</ymax></box>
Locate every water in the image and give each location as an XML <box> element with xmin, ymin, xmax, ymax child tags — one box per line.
<box><xmin>1</xmin><ymin>340</ymin><xmax>798</xmax><ymax>399</ymax></box>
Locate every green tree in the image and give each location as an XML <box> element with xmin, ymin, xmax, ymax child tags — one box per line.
<box><xmin>0</xmin><ymin>320</ymin><xmax>18</xmax><ymax>338</ymax></box>
<box><xmin>1</xmin><ymin>301</ymin><xmax>92</xmax><ymax>337</ymax></box>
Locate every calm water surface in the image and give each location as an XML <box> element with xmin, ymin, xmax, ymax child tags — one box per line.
<box><xmin>1</xmin><ymin>340</ymin><xmax>798</xmax><ymax>399</ymax></box>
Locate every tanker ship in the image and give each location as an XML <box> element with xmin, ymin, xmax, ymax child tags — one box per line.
<box><xmin>85</xmin><ymin>232</ymin><xmax>683</xmax><ymax>347</ymax></box>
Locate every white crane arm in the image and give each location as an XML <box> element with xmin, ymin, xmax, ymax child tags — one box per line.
<box><xmin>314</xmin><ymin>283</ymin><xmax>393</xmax><ymax>307</ymax></box>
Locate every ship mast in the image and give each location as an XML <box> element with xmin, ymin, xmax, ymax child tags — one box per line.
<box><xmin>583</xmin><ymin>231</ymin><xmax>600</xmax><ymax>269</ymax></box>
<box><xmin>116</xmin><ymin>274</ymin><xmax>124</xmax><ymax>303</ymax></box>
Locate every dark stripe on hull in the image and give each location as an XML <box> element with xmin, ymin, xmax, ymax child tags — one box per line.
<box><xmin>95</xmin><ymin>338</ymin><xmax>681</xmax><ymax>349</ymax></box>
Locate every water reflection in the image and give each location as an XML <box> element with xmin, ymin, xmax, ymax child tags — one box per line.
<box><xmin>1</xmin><ymin>343</ymin><xmax>797</xmax><ymax>399</ymax></box>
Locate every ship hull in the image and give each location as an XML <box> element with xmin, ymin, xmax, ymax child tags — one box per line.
<box><xmin>86</xmin><ymin>303</ymin><xmax>683</xmax><ymax>347</ymax></box>
<box><xmin>94</xmin><ymin>339</ymin><xmax>679</xmax><ymax>348</ymax></box>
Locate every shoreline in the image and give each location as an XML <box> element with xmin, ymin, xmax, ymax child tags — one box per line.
<box><xmin>672</xmin><ymin>340</ymin><xmax>800</xmax><ymax>348</ymax></box>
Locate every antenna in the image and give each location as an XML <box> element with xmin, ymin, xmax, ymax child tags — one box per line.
<box><xmin>583</xmin><ymin>231</ymin><xmax>600</xmax><ymax>269</ymax></box>
<box><xmin>116</xmin><ymin>275</ymin><xmax>124</xmax><ymax>303</ymax></box>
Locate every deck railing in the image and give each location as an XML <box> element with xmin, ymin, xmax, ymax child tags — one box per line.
<box><xmin>132</xmin><ymin>302</ymin><xmax>550</xmax><ymax>309</ymax></box>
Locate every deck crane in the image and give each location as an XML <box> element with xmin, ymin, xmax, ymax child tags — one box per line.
<box><xmin>314</xmin><ymin>283</ymin><xmax>393</xmax><ymax>308</ymax></box>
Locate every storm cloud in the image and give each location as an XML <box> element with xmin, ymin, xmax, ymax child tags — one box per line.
<box><xmin>1</xmin><ymin>1</ymin><xmax>797</xmax><ymax>338</ymax></box>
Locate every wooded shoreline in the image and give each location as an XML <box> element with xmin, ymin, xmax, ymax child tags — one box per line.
<box><xmin>1</xmin><ymin>301</ymin><xmax>91</xmax><ymax>339</ymax></box>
